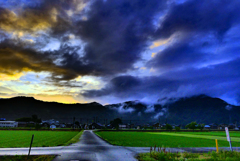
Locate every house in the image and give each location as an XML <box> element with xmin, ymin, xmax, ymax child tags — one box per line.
<box><xmin>91</xmin><ymin>123</ymin><xmax>103</xmax><ymax>129</ymax></box>
<box><xmin>42</xmin><ymin>119</ymin><xmax>59</xmax><ymax>127</ymax></box>
<box><xmin>136</xmin><ymin>125</ymin><xmax>142</xmax><ymax>129</ymax></box>
<box><xmin>50</xmin><ymin>124</ymin><xmax>56</xmax><ymax>129</ymax></box>
<box><xmin>119</xmin><ymin>124</ymin><xmax>127</xmax><ymax>129</ymax></box>
<box><xmin>218</xmin><ymin>124</ymin><xmax>227</xmax><ymax>130</ymax></box>
<box><xmin>59</xmin><ymin>124</ymin><xmax>66</xmax><ymax>128</ymax></box>
<box><xmin>228</xmin><ymin>123</ymin><xmax>236</xmax><ymax>129</ymax></box>
<box><xmin>106</xmin><ymin>124</ymin><xmax>112</xmax><ymax>129</ymax></box>
<box><xmin>127</xmin><ymin>123</ymin><xmax>135</xmax><ymax>129</ymax></box>
<box><xmin>204</xmin><ymin>125</ymin><xmax>210</xmax><ymax>129</ymax></box>
<box><xmin>0</xmin><ymin>121</ymin><xmax>18</xmax><ymax>127</ymax></box>
<box><xmin>209</xmin><ymin>123</ymin><xmax>218</xmax><ymax>129</ymax></box>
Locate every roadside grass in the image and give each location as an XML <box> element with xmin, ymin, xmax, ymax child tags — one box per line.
<box><xmin>0</xmin><ymin>130</ymin><xmax>82</xmax><ymax>148</ymax></box>
<box><xmin>64</xmin><ymin>130</ymin><xmax>83</xmax><ymax>145</ymax></box>
<box><xmin>137</xmin><ymin>150</ymin><xmax>240</xmax><ymax>161</ymax></box>
<box><xmin>95</xmin><ymin>131</ymin><xmax>240</xmax><ymax>147</ymax></box>
<box><xmin>0</xmin><ymin>155</ymin><xmax>55</xmax><ymax>161</ymax></box>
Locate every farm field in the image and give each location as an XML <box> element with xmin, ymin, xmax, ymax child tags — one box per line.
<box><xmin>95</xmin><ymin>131</ymin><xmax>240</xmax><ymax>147</ymax></box>
<box><xmin>0</xmin><ymin>130</ymin><xmax>81</xmax><ymax>148</ymax></box>
<box><xmin>180</xmin><ymin>131</ymin><xmax>240</xmax><ymax>137</ymax></box>
<box><xmin>149</xmin><ymin>132</ymin><xmax>240</xmax><ymax>142</ymax></box>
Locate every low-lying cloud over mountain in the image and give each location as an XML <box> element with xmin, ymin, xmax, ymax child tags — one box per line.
<box><xmin>1</xmin><ymin>95</ymin><xmax>239</xmax><ymax>125</ymax></box>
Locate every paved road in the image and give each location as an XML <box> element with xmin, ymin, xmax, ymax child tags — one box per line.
<box><xmin>53</xmin><ymin>130</ymin><xmax>137</xmax><ymax>161</ymax></box>
<box><xmin>0</xmin><ymin>130</ymin><xmax>240</xmax><ymax>161</ymax></box>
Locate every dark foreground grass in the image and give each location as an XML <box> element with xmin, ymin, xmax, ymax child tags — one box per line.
<box><xmin>0</xmin><ymin>155</ymin><xmax>55</xmax><ymax>161</ymax></box>
<box><xmin>137</xmin><ymin>151</ymin><xmax>240</xmax><ymax>161</ymax></box>
<box><xmin>0</xmin><ymin>130</ymin><xmax>81</xmax><ymax>148</ymax></box>
<box><xmin>95</xmin><ymin>131</ymin><xmax>240</xmax><ymax>147</ymax></box>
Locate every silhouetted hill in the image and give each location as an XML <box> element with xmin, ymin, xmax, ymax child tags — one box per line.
<box><xmin>0</xmin><ymin>97</ymin><xmax>113</xmax><ymax>123</ymax></box>
<box><xmin>0</xmin><ymin>95</ymin><xmax>239</xmax><ymax>125</ymax></box>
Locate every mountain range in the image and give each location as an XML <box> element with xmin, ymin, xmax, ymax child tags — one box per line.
<box><xmin>0</xmin><ymin>95</ymin><xmax>239</xmax><ymax>125</ymax></box>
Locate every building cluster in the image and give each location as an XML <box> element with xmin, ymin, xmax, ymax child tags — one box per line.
<box><xmin>0</xmin><ymin>117</ymin><xmax>240</xmax><ymax>130</ymax></box>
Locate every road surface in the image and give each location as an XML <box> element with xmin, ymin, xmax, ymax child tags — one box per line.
<box><xmin>53</xmin><ymin>130</ymin><xmax>137</xmax><ymax>161</ymax></box>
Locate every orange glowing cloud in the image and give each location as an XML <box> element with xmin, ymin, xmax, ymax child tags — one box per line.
<box><xmin>33</xmin><ymin>94</ymin><xmax>80</xmax><ymax>104</ymax></box>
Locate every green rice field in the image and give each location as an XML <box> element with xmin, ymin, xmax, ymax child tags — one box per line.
<box><xmin>180</xmin><ymin>131</ymin><xmax>240</xmax><ymax>137</ymax></box>
<box><xmin>0</xmin><ymin>130</ymin><xmax>81</xmax><ymax>148</ymax></box>
<box><xmin>95</xmin><ymin>131</ymin><xmax>240</xmax><ymax>147</ymax></box>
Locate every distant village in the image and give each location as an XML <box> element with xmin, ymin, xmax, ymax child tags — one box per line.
<box><xmin>0</xmin><ymin>117</ymin><xmax>239</xmax><ymax>131</ymax></box>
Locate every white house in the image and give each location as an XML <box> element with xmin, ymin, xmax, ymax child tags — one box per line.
<box><xmin>50</xmin><ymin>124</ymin><xmax>56</xmax><ymax>129</ymax></box>
<box><xmin>0</xmin><ymin>121</ymin><xmax>18</xmax><ymax>127</ymax></box>
<box><xmin>119</xmin><ymin>124</ymin><xmax>127</xmax><ymax>129</ymax></box>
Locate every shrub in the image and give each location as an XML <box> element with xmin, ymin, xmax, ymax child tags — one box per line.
<box><xmin>165</xmin><ymin>124</ymin><xmax>173</xmax><ymax>130</ymax></box>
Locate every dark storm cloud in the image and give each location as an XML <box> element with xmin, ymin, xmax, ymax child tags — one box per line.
<box><xmin>155</xmin><ymin>0</ymin><xmax>240</xmax><ymax>39</ymax></box>
<box><xmin>83</xmin><ymin>57</ymin><xmax>240</xmax><ymax>104</ymax></box>
<box><xmin>147</xmin><ymin>39</ymin><xmax>210</xmax><ymax>70</ymax></box>
<box><xmin>83</xmin><ymin>75</ymin><xmax>181</xmax><ymax>98</ymax></box>
<box><xmin>147</xmin><ymin>0</ymin><xmax>240</xmax><ymax>74</ymax></box>
<box><xmin>74</xmin><ymin>0</ymin><xmax>166</xmax><ymax>75</ymax></box>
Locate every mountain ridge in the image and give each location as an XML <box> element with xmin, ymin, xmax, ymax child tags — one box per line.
<box><xmin>0</xmin><ymin>95</ymin><xmax>239</xmax><ymax>125</ymax></box>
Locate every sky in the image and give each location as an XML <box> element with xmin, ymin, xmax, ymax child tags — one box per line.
<box><xmin>0</xmin><ymin>0</ymin><xmax>240</xmax><ymax>105</ymax></box>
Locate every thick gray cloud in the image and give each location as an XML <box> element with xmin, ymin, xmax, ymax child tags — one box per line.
<box><xmin>83</xmin><ymin>57</ymin><xmax>240</xmax><ymax>104</ymax></box>
<box><xmin>73</xmin><ymin>0</ymin><xmax>166</xmax><ymax>75</ymax></box>
<box><xmin>155</xmin><ymin>0</ymin><xmax>240</xmax><ymax>39</ymax></box>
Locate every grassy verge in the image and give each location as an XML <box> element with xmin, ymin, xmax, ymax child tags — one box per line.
<box><xmin>137</xmin><ymin>151</ymin><xmax>240</xmax><ymax>161</ymax></box>
<box><xmin>64</xmin><ymin>130</ymin><xmax>83</xmax><ymax>145</ymax></box>
<box><xmin>0</xmin><ymin>155</ymin><xmax>55</xmax><ymax>161</ymax></box>
<box><xmin>0</xmin><ymin>130</ymin><xmax>81</xmax><ymax>148</ymax></box>
<box><xmin>95</xmin><ymin>131</ymin><xmax>240</xmax><ymax>147</ymax></box>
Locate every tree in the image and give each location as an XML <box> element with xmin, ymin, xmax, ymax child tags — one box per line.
<box><xmin>32</xmin><ymin>115</ymin><xmax>41</xmax><ymax>123</ymax></box>
<box><xmin>75</xmin><ymin>121</ymin><xmax>80</xmax><ymax>128</ymax></box>
<box><xmin>165</xmin><ymin>124</ymin><xmax>173</xmax><ymax>130</ymax></box>
<box><xmin>175</xmin><ymin>126</ymin><xmax>180</xmax><ymax>132</ymax></box>
<box><xmin>110</xmin><ymin>118</ymin><xmax>122</xmax><ymax>129</ymax></box>
<box><xmin>186</xmin><ymin>121</ymin><xmax>197</xmax><ymax>131</ymax></box>
<box><xmin>15</xmin><ymin>117</ymin><xmax>32</xmax><ymax>122</ymax></box>
<box><xmin>15</xmin><ymin>115</ymin><xmax>41</xmax><ymax>123</ymax></box>
<box><xmin>197</xmin><ymin>124</ymin><xmax>205</xmax><ymax>131</ymax></box>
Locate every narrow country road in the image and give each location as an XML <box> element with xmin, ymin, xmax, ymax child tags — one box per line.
<box><xmin>0</xmin><ymin>130</ymin><xmax>239</xmax><ymax>161</ymax></box>
<box><xmin>53</xmin><ymin>130</ymin><xmax>137</xmax><ymax>161</ymax></box>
